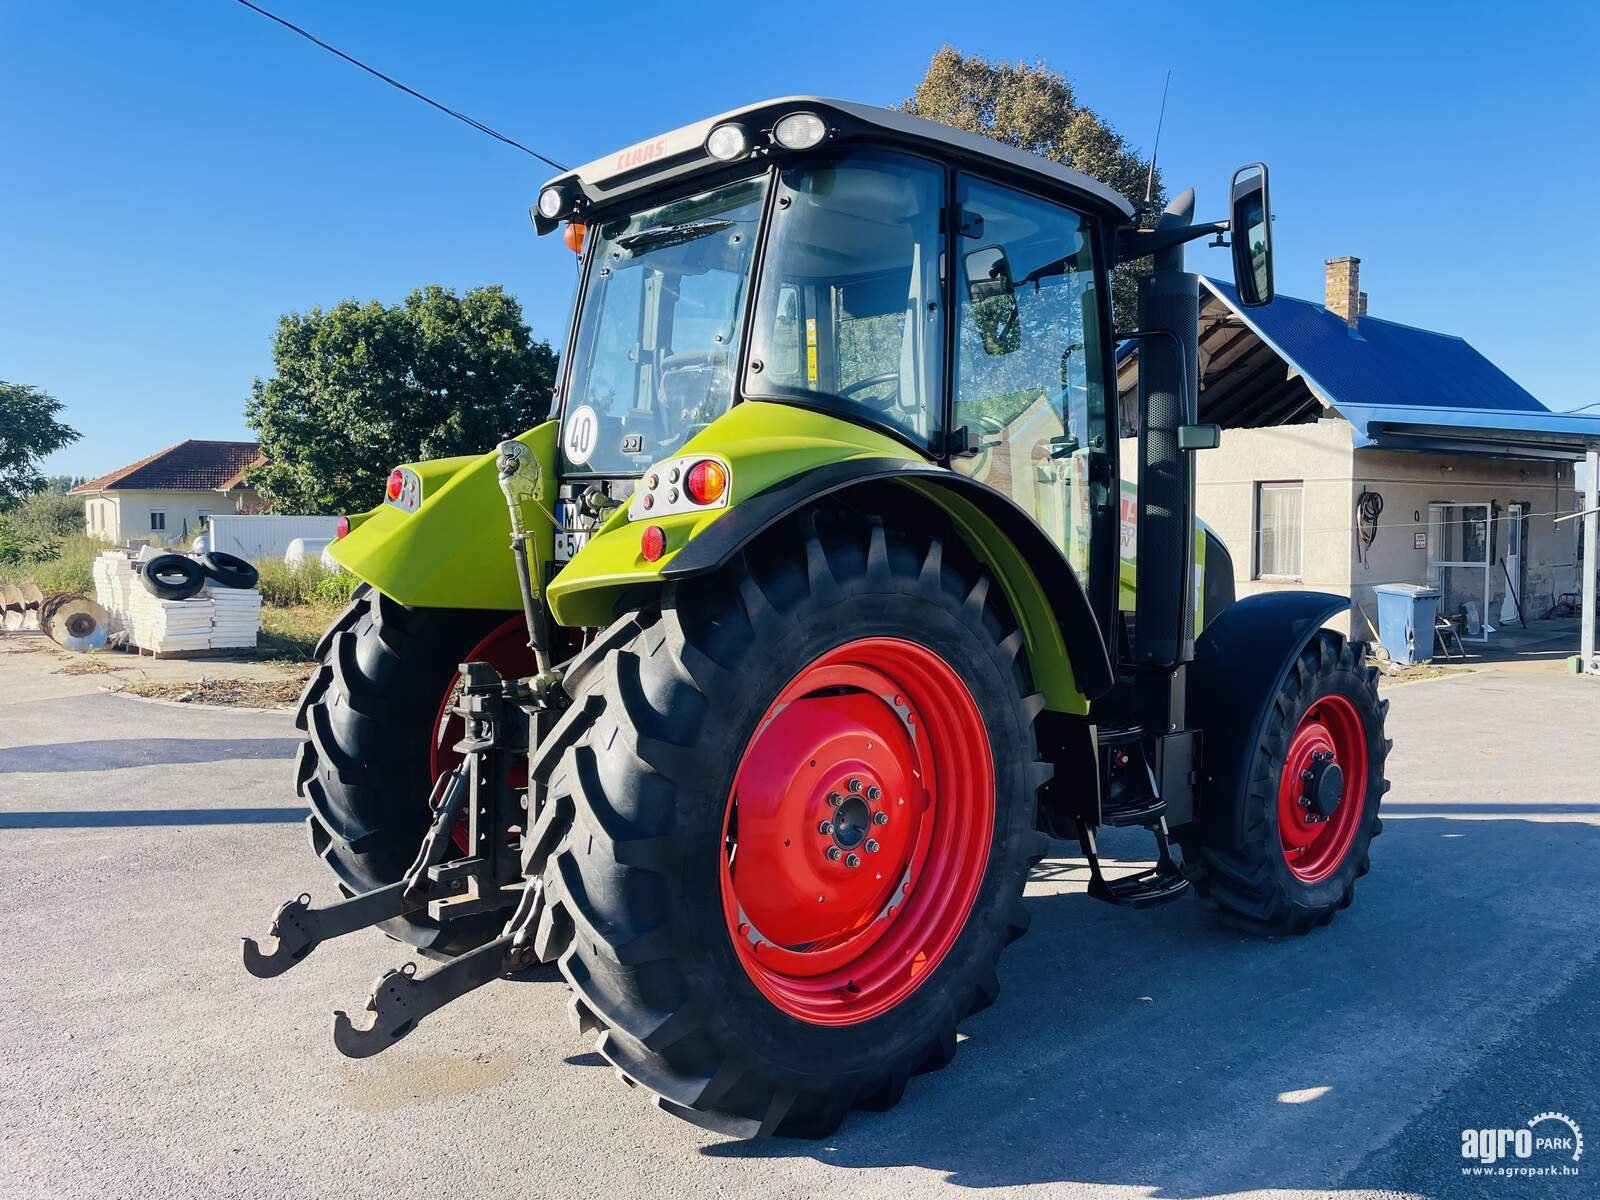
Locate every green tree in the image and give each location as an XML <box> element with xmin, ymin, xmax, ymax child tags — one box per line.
<box><xmin>245</xmin><ymin>284</ymin><xmax>558</xmax><ymax>514</ymax></box>
<box><xmin>42</xmin><ymin>474</ymin><xmax>86</xmax><ymax>494</ymax></box>
<box><xmin>900</xmin><ymin>47</ymin><xmax>1164</xmax><ymax>330</ymax></box>
<box><xmin>0</xmin><ymin>382</ymin><xmax>80</xmax><ymax>509</ymax></box>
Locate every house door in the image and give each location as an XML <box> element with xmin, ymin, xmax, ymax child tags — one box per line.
<box><xmin>1500</xmin><ymin>502</ymin><xmax>1525</xmax><ymax>624</ymax></box>
<box><xmin>1428</xmin><ymin>502</ymin><xmax>1494</xmax><ymax>639</ymax></box>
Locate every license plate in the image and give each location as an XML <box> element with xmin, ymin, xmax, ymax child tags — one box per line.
<box><xmin>553</xmin><ymin>528</ymin><xmax>590</xmax><ymax>562</ymax></box>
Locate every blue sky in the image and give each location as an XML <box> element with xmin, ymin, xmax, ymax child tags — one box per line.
<box><xmin>4</xmin><ymin>1</ymin><xmax>1596</xmax><ymax>478</ymax></box>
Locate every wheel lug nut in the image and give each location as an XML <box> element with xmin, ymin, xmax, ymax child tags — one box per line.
<box><xmin>866</xmin><ymin>785</ymin><xmax>881</xmax><ymax>801</ymax></box>
<box><xmin>847</xmin><ymin>778</ymin><xmax>862</xmax><ymax>793</ymax></box>
<box><xmin>845</xmin><ymin>853</ymin><xmax>861</xmax><ymax>868</ymax></box>
<box><xmin>828</xmin><ymin>792</ymin><xmax>842</xmax><ymax>807</ymax></box>
<box><xmin>864</xmin><ymin>839</ymin><xmax>879</xmax><ymax>854</ymax></box>
<box><xmin>818</xmin><ymin>820</ymin><xmax>833</xmax><ymax>835</ymax></box>
<box><xmin>873</xmin><ymin>811</ymin><xmax>888</xmax><ymax>826</ymax></box>
<box><xmin>826</xmin><ymin>846</ymin><xmax>842</xmax><ymax>861</ymax></box>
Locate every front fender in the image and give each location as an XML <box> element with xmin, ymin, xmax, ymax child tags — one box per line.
<box><xmin>1187</xmin><ymin>590</ymin><xmax>1352</xmax><ymax>843</ymax></box>
<box><xmin>327</xmin><ymin>421</ymin><xmax>557</xmax><ymax>610</ymax></box>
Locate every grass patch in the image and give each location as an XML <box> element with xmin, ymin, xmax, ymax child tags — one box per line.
<box><xmin>255</xmin><ymin>558</ymin><xmax>361</xmax><ymax>607</ymax></box>
<box><xmin>0</xmin><ymin>533</ymin><xmax>100</xmax><ymax>595</ymax></box>
<box><xmin>257</xmin><ymin>601</ymin><xmax>343</xmax><ymax>662</ymax></box>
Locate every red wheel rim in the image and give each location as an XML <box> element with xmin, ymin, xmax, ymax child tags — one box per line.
<box><xmin>720</xmin><ymin>637</ymin><xmax>994</xmax><ymax>1026</ymax></box>
<box><xmin>429</xmin><ymin>617</ymin><xmax>536</xmax><ymax>852</ymax></box>
<box><xmin>1277</xmin><ymin>692</ymin><xmax>1368</xmax><ymax>883</ymax></box>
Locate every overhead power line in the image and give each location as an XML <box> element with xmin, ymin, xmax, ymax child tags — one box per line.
<box><xmin>232</xmin><ymin>0</ymin><xmax>567</xmax><ymax>172</ymax></box>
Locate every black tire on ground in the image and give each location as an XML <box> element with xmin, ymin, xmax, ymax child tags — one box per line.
<box><xmin>199</xmin><ymin>550</ymin><xmax>260</xmax><ymax>590</ymax></box>
<box><xmin>1180</xmin><ymin>631</ymin><xmax>1389</xmax><ymax>935</ymax></box>
<box><xmin>294</xmin><ymin>584</ymin><xmax>516</xmax><ymax>957</ymax></box>
<box><xmin>525</xmin><ymin>507</ymin><xmax>1051</xmax><ymax>1138</ymax></box>
<box><xmin>140</xmin><ymin>554</ymin><xmax>206</xmax><ymax>600</ymax></box>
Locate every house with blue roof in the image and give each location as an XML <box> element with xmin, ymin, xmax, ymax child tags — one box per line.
<box><xmin>1117</xmin><ymin>256</ymin><xmax>1600</xmax><ymax>646</ymax></box>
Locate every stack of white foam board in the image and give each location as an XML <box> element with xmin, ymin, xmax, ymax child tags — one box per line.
<box><xmin>207</xmin><ymin>585</ymin><xmax>262</xmax><ymax>649</ymax></box>
<box><xmin>92</xmin><ymin>551</ymin><xmax>141</xmax><ymax>626</ymax></box>
<box><xmin>128</xmin><ymin>589</ymin><xmax>214</xmax><ymax>653</ymax></box>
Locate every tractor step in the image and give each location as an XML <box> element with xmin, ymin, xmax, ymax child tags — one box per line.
<box><xmin>1076</xmin><ymin>815</ymin><xmax>1191</xmax><ymax>909</ymax></box>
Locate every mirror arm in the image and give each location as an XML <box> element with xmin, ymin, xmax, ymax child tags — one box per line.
<box><xmin>1116</xmin><ymin>220</ymin><xmax>1227</xmax><ymax>266</ymax></box>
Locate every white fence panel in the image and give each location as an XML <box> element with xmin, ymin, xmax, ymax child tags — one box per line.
<box><xmin>207</xmin><ymin>515</ymin><xmax>341</xmax><ymax>565</ymax></box>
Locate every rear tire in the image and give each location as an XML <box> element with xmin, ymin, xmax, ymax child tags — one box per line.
<box><xmin>294</xmin><ymin>585</ymin><xmax>517</xmax><ymax>957</ymax></box>
<box><xmin>526</xmin><ymin>509</ymin><xmax>1051</xmax><ymax>1138</ymax></box>
<box><xmin>1181</xmin><ymin>632</ymin><xmax>1389</xmax><ymax>935</ymax></box>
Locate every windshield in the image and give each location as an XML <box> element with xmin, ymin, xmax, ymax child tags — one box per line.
<box><xmin>560</xmin><ymin>175</ymin><xmax>767</xmax><ymax>475</ymax></box>
<box><xmin>746</xmin><ymin>151</ymin><xmax>945</xmax><ymax>448</ymax></box>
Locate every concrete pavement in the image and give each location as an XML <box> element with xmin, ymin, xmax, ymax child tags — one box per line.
<box><xmin>1</xmin><ymin>669</ymin><xmax>1596</xmax><ymax>1199</ymax></box>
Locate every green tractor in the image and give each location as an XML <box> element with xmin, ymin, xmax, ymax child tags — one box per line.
<box><xmin>245</xmin><ymin>97</ymin><xmax>1388</xmax><ymax>1138</ymax></box>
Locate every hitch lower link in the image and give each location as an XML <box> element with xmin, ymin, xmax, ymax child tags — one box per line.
<box><xmin>242</xmin><ymin>661</ymin><xmax>546</xmax><ymax>1058</ymax></box>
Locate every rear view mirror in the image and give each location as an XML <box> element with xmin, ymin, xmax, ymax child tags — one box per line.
<box><xmin>1229</xmin><ymin>163</ymin><xmax>1274</xmax><ymax>307</ymax></box>
<box><xmin>963</xmin><ymin>246</ymin><xmax>1013</xmax><ymax>301</ymax></box>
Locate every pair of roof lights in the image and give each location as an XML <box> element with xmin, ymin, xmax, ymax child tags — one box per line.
<box><xmin>536</xmin><ymin>111</ymin><xmax>829</xmax><ymax>222</ymax></box>
<box><xmin>706</xmin><ymin>110</ymin><xmax>828</xmax><ymax>161</ymax></box>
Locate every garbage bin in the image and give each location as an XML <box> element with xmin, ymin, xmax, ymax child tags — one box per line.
<box><xmin>1374</xmin><ymin>583</ymin><xmax>1441</xmax><ymax>665</ymax></box>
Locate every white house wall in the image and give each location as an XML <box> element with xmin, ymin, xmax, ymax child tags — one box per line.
<box><xmin>1188</xmin><ymin>418</ymin><xmax>1358</xmax><ymax>636</ymax></box>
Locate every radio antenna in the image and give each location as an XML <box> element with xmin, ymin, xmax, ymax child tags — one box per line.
<box><xmin>1145</xmin><ymin>69</ymin><xmax>1172</xmax><ymax>208</ymax></box>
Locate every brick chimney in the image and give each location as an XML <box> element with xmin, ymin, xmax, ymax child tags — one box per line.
<box><xmin>1325</xmin><ymin>256</ymin><xmax>1361</xmax><ymax>327</ymax></box>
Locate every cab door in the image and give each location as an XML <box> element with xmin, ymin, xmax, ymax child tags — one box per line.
<box><xmin>949</xmin><ymin>175</ymin><xmax>1114</xmax><ymax>593</ymax></box>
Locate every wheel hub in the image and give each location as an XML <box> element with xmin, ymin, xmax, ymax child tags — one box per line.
<box><xmin>720</xmin><ymin>637</ymin><xmax>994</xmax><ymax>1026</ymax></box>
<box><xmin>1276</xmin><ymin>695</ymin><xmax>1369</xmax><ymax>883</ymax></box>
<box><xmin>1300</xmin><ymin>750</ymin><xmax>1344</xmax><ymax>821</ymax></box>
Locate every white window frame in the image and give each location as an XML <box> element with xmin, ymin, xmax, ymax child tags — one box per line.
<box><xmin>149</xmin><ymin>510</ymin><xmax>167</xmax><ymax>532</ymax></box>
<box><xmin>1254</xmin><ymin>480</ymin><xmax>1305</xmax><ymax>581</ymax></box>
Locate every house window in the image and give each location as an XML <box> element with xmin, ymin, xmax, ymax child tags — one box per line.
<box><xmin>1255</xmin><ymin>482</ymin><xmax>1304</xmax><ymax>579</ymax></box>
<box><xmin>150</xmin><ymin>511</ymin><xmax>167</xmax><ymax>532</ymax></box>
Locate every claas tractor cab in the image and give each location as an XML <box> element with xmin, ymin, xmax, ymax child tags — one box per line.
<box><xmin>245</xmin><ymin>98</ymin><xmax>1388</xmax><ymax>1139</ymax></box>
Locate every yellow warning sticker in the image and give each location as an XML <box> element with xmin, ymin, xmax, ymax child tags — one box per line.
<box><xmin>805</xmin><ymin>317</ymin><xmax>818</xmax><ymax>384</ymax></box>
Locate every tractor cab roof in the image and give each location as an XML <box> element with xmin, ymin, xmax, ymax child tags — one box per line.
<box><xmin>533</xmin><ymin>96</ymin><xmax>1136</xmax><ymax>233</ymax></box>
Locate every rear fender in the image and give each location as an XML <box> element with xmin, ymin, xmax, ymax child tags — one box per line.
<box><xmin>327</xmin><ymin>422</ymin><xmax>557</xmax><ymax>611</ymax></box>
<box><xmin>549</xmin><ymin>403</ymin><xmax>1111</xmax><ymax>714</ymax></box>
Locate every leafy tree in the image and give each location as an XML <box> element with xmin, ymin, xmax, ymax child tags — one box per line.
<box><xmin>0</xmin><ymin>382</ymin><xmax>80</xmax><ymax>509</ymax></box>
<box><xmin>901</xmin><ymin>47</ymin><xmax>1164</xmax><ymax>330</ymax></box>
<box><xmin>42</xmin><ymin>474</ymin><xmax>86</xmax><ymax>494</ymax></box>
<box><xmin>245</xmin><ymin>284</ymin><xmax>558</xmax><ymax>514</ymax></box>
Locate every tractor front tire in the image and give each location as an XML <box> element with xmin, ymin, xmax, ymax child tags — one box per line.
<box><xmin>1182</xmin><ymin>631</ymin><xmax>1389</xmax><ymax>935</ymax></box>
<box><xmin>294</xmin><ymin>585</ymin><xmax>516</xmax><ymax>958</ymax></box>
<box><xmin>527</xmin><ymin>509</ymin><xmax>1050</xmax><ymax>1138</ymax></box>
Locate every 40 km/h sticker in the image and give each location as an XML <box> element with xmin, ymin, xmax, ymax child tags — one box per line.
<box><xmin>564</xmin><ymin>405</ymin><xmax>598</xmax><ymax>465</ymax></box>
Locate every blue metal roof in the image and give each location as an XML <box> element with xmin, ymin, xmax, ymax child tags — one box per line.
<box><xmin>1202</xmin><ymin>277</ymin><xmax>1600</xmax><ymax>457</ymax></box>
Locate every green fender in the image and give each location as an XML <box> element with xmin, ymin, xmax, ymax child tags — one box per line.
<box><xmin>326</xmin><ymin>421</ymin><xmax>557</xmax><ymax>611</ymax></box>
<box><xmin>548</xmin><ymin>402</ymin><xmax>1096</xmax><ymax>714</ymax></box>
<box><xmin>328</xmin><ymin>402</ymin><xmax>1101</xmax><ymax>715</ymax></box>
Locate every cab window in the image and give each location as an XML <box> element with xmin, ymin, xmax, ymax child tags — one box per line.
<box><xmin>747</xmin><ymin>151</ymin><xmax>945</xmax><ymax>448</ymax></box>
<box><xmin>951</xmin><ymin>176</ymin><xmax>1108</xmax><ymax>578</ymax></box>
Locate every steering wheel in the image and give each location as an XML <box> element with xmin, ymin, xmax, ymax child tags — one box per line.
<box><xmin>839</xmin><ymin>371</ymin><xmax>901</xmax><ymax>411</ymax></box>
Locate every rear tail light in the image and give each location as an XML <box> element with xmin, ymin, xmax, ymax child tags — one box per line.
<box><xmin>640</xmin><ymin>525</ymin><xmax>667</xmax><ymax>562</ymax></box>
<box><xmin>334</xmin><ymin>515</ymin><xmax>350</xmax><ymax>540</ymax></box>
<box><xmin>684</xmin><ymin>459</ymin><xmax>728</xmax><ymax>505</ymax></box>
<box><xmin>386</xmin><ymin>469</ymin><xmax>405</xmax><ymax>502</ymax></box>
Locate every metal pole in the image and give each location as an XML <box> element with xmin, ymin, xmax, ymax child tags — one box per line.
<box><xmin>1583</xmin><ymin>448</ymin><xmax>1598</xmax><ymax>675</ymax></box>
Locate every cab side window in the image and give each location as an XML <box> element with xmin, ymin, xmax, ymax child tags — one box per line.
<box><xmin>951</xmin><ymin>176</ymin><xmax>1107</xmax><ymax>576</ymax></box>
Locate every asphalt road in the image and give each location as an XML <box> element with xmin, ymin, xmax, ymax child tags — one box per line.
<box><xmin>2</xmin><ymin>668</ymin><xmax>1597</xmax><ymax>1200</ymax></box>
